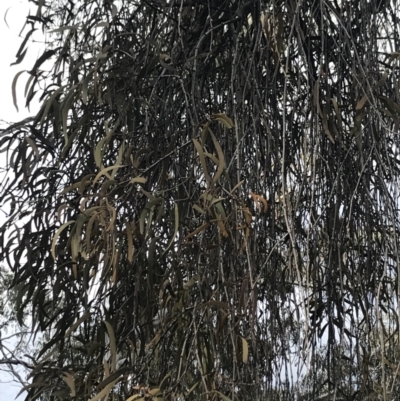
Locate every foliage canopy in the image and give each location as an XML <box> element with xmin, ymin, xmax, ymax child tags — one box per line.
<box><xmin>2</xmin><ymin>0</ymin><xmax>400</xmax><ymax>400</ymax></box>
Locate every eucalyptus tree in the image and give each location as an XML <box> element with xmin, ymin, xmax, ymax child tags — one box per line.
<box><xmin>1</xmin><ymin>0</ymin><xmax>400</xmax><ymax>400</ymax></box>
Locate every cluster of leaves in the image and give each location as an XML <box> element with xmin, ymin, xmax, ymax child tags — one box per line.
<box><xmin>2</xmin><ymin>0</ymin><xmax>400</xmax><ymax>400</ymax></box>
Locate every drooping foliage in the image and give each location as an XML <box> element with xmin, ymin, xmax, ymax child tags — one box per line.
<box><xmin>2</xmin><ymin>0</ymin><xmax>400</xmax><ymax>400</ymax></box>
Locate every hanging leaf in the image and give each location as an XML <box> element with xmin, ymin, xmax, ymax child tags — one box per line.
<box><xmin>213</xmin><ymin>391</ymin><xmax>233</xmax><ymax>401</ymax></box>
<box><xmin>374</xmin><ymin>70</ymin><xmax>389</xmax><ymax>88</ymax></box>
<box><xmin>355</xmin><ymin>95</ymin><xmax>368</xmax><ymax>110</ymax></box>
<box><xmin>16</xmin><ymin>382</ymin><xmax>47</xmax><ymax>399</ymax></box>
<box><xmin>320</xmin><ymin>108</ymin><xmax>335</xmax><ymax>143</ymax></box>
<box><xmin>139</xmin><ymin>198</ymin><xmax>163</xmax><ymax>235</ymax></box>
<box><xmin>193</xmin><ymin>204</ymin><xmax>206</xmax><ymax>214</ymax></box>
<box><xmin>88</xmin><ymin>378</ymin><xmax>120</xmax><ymax>401</ymax></box>
<box><xmin>51</xmin><ymin>220</ymin><xmax>75</xmax><ymax>260</ymax></box>
<box><xmin>95</xmin><ymin>21</ymin><xmax>110</xmax><ymax>28</ymax></box>
<box><xmin>193</xmin><ymin>138</ymin><xmax>211</xmax><ymax>185</ymax></box>
<box><xmin>131</xmin><ymin>176</ymin><xmax>147</xmax><ymax>184</ymax></box>
<box><xmin>93</xmin><ymin>164</ymin><xmax>125</xmax><ymax>185</ymax></box>
<box><xmin>40</xmin><ymin>86</ymin><xmax>64</xmax><ymax>125</ymax></box>
<box><xmin>379</xmin><ymin>95</ymin><xmax>400</xmax><ymax>113</ymax></box>
<box><xmin>126</xmin><ymin>221</ymin><xmax>134</xmax><ymax>263</ymax></box>
<box><xmin>85</xmin><ymin>212</ymin><xmax>98</xmax><ymax>254</ymax></box>
<box><xmin>29</xmin><ymin>49</ymin><xmax>58</xmax><ymax>75</ymax></box>
<box><xmin>230</xmin><ymin>180</ymin><xmax>244</xmax><ymax>194</ymax></box>
<box><xmin>162</xmin><ymin>202</ymin><xmax>179</xmax><ymax>256</ymax></box>
<box><xmin>94</xmin><ymin>135</ymin><xmax>109</xmax><ymax>170</ymax></box>
<box><xmin>104</xmin><ymin>321</ymin><xmax>117</xmax><ymax>372</ymax></box>
<box><xmin>62</xmin><ymin>372</ymin><xmax>76</xmax><ymax>396</ymax></box>
<box><xmin>148</xmin><ymin>388</ymin><xmax>162</xmax><ymax>396</ymax></box>
<box><xmin>49</xmin><ymin>25</ymin><xmax>78</xmax><ymax>33</ymax></box>
<box><xmin>241</xmin><ymin>337</ymin><xmax>249</xmax><ymax>363</ymax></box>
<box><xmin>212</xmin><ymin>113</ymin><xmax>234</xmax><ymax>129</ymax></box>
<box><xmin>25</xmin><ymin>136</ymin><xmax>40</xmax><ymax>161</ymax></box>
<box><xmin>125</xmin><ymin>396</ymin><xmax>145</xmax><ymax>401</ymax></box>
<box><xmin>184</xmin><ymin>222</ymin><xmax>210</xmax><ymax>241</ymax></box>
<box><xmin>61</xmin><ymin>89</ymin><xmax>75</xmax><ymax>144</ymax></box>
<box><xmin>111</xmin><ymin>4</ymin><xmax>118</xmax><ymax>18</ymax></box>
<box><xmin>12</xmin><ymin>70</ymin><xmax>26</xmax><ymax>112</ymax></box>
<box><xmin>64</xmin><ymin>311</ymin><xmax>90</xmax><ymax>338</ymax></box>
<box><xmin>82</xmin><ymin>69</ymin><xmax>95</xmax><ymax>105</ymax></box>
<box><xmin>208</xmin><ymin>128</ymin><xmax>225</xmax><ymax>183</ymax></box>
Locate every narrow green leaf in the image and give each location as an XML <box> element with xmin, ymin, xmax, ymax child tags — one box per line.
<box><xmin>49</xmin><ymin>25</ymin><xmax>77</xmax><ymax>33</ymax></box>
<box><xmin>213</xmin><ymin>391</ymin><xmax>233</xmax><ymax>401</ymax></box>
<box><xmin>126</xmin><ymin>221</ymin><xmax>134</xmax><ymax>263</ymax></box>
<box><xmin>25</xmin><ymin>137</ymin><xmax>40</xmax><ymax>161</ymax></box>
<box><xmin>62</xmin><ymin>372</ymin><xmax>76</xmax><ymax>396</ymax></box>
<box><xmin>212</xmin><ymin>113</ymin><xmax>234</xmax><ymax>128</ymax></box>
<box><xmin>64</xmin><ymin>311</ymin><xmax>90</xmax><ymax>338</ymax></box>
<box><xmin>40</xmin><ymin>86</ymin><xmax>64</xmax><ymax>126</ymax></box>
<box><xmin>104</xmin><ymin>321</ymin><xmax>117</xmax><ymax>372</ymax></box>
<box><xmin>131</xmin><ymin>176</ymin><xmax>147</xmax><ymax>184</ymax></box>
<box><xmin>88</xmin><ymin>378</ymin><xmax>119</xmax><ymax>401</ymax></box>
<box><xmin>82</xmin><ymin>69</ymin><xmax>94</xmax><ymax>105</ymax></box>
<box><xmin>125</xmin><ymin>395</ymin><xmax>145</xmax><ymax>401</ymax></box>
<box><xmin>193</xmin><ymin>138</ymin><xmax>211</xmax><ymax>185</ymax></box>
<box><xmin>93</xmin><ymin>165</ymin><xmax>125</xmax><ymax>185</ymax></box>
<box><xmin>162</xmin><ymin>202</ymin><xmax>179</xmax><ymax>256</ymax></box>
<box><xmin>51</xmin><ymin>220</ymin><xmax>75</xmax><ymax>260</ymax></box>
<box><xmin>242</xmin><ymin>337</ymin><xmax>249</xmax><ymax>363</ymax></box>
<box><xmin>355</xmin><ymin>95</ymin><xmax>368</xmax><ymax>110</ymax></box>
<box><xmin>12</xmin><ymin>70</ymin><xmax>26</xmax><ymax>112</ymax></box>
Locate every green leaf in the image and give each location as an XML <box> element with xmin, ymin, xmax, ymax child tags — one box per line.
<box><xmin>25</xmin><ymin>136</ymin><xmax>40</xmax><ymax>161</ymax></box>
<box><xmin>49</xmin><ymin>25</ymin><xmax>78</xmax><ymax>33</ymax></box>
<box><xmin>355</xmin><ymin>95</ymin><xmax>368</xmax><ymax>110</ymax></box>
<box><xmin>213</xmin><ymin>391</ymin><xmax>233</xmax><ymax>401</ymax></box>
<box><xmin>125</xmin><ymin>396</ymin><xmax>145</xmax><ymax>401</ymax></box>
<box><xmin>81</xmin><ymin>69</ymin><xmax>94</xmax><ymax>105</ymax></box>
<box><xmin>93</xmin><ymin>164</ymin><xmax>125</xmax><ymax>185</ymax></box>
<box><xmin>192</xmin><ymin>138</ymin><xmax>211</xmax><ymax>185</ymax></box>
<box><xmin>212</xmin><ymin>113</ymin><xmax>234</xmax><ymax>128</ymax></box>
<box><xmin>51</xmin><ymin>220</ymin><xmax>75</xmax><ymax>260</ymax></box>
<box><xmin>125</xmin><ymin>221</ymin><xmax>134</xmax><ymax>263</ymax></box>
<box><xmin>40</xmin><ymin>86</ymin><xmax>64</xmax><ymax>126</ymax></box>
<box><xmin>64</xmin><ymin>311</ymin><xmax>90</xmax><ymax>338</ymax></box>
<box><xmin>131</xmin><ymin>176</ymin><xmax>147</xmax><ymax>184</ymax></box>
<box><xmin>139</xmin><ymin>198</ymin><xmax>163</xmax><ymax>235</ymax></box>
<box><xmin>162</xmin><ymin>202</ymin><xmax>179</xmax><ymax>256</ymax></box>
<box><xmin>88</xmin><ymin>378</ymin><xmax>119</xmax><ymax>401</ymax></box>
<box><xmin>12</xmin><ymin>70</ymin><xmax>26</xmax><ymax>112</ymax></box>
<box><xmin>62</xmin><ymin>372</ymin><xmax>76</xmax><ymax>396</ymax></box>
<box><xmin>242</xmin><ymin>337</ymin><xmax>249</xmax><ymax>363</ymax></box>
<box><xmin>104</xmin><ymin>321</ymin><xmax>117</xmax><ymax>372</ymax></box>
